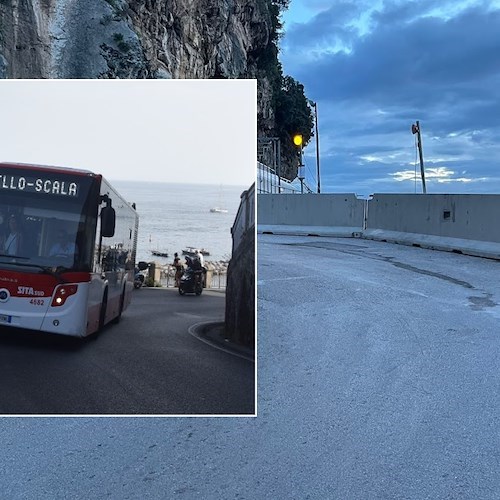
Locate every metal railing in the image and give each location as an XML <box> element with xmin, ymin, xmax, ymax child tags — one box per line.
<box><xmin>144</xmin><ymin>263</ymin><xmax>228</xmax><ymax>289</ymax></box>
<box><xmin>158</xmin><ymin>266</ymin><xmax>227</xmax><ymax>289</ymax></box>
<box><xmin>257</xmin><ymin>162</ymin><xmax>300</xmax><ymax>194</ymax></box>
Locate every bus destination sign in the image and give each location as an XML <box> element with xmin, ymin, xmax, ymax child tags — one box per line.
<box><xmin>0</xmin><ymin>174</ymin><xmax>79</xmax><ymax>197</ymax></box>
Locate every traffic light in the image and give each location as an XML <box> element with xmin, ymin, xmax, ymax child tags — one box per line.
<box><xmin>293</xmin><ymin>134</ymin><xmax>303</xmax><ymax>147</ymax></box>
<box><xmin>292</xmin><ymin>134</ymin><xmax>305</xmax><ymax>191</ymax></box>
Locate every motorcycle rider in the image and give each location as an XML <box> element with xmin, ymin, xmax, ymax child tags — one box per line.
<box><xmin>195</xmin><ymin>249</ymin><xmax>207</xmax><ymax>287</ymax></box>
<box><xmin>195</xmin><ymin>249</ymin><xmax>204</xmax><ymax>267</ymax></box>
<box><xmin>180</xmin><ymin>255</ymin><xmax>203</xmax><ymax>293</ymax></box>
<box><xmin>173</xmin><ymin>252</ymin><xmax>183</xmax><ymax>287</ymax></box>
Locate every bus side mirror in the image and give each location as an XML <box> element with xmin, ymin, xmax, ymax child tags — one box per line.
<box><xmin>137</xmin><ymin>261</ymin><xmax>148</xmax><ymax>271</ymax></box>
<box><xmin>101</xmin><ymin>206</ymin><xmax>116</xmax><ymax>237</ymax></box>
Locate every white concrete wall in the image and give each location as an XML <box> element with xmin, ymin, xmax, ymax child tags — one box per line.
<box><xmin>366</xmin><ymin>194</ymin><xmax>500</xmax><ymax>243</ymax></box>
<box><xmin>257</xmin><ymin>194</ymin><xmax>366</xmax><ymax>229</ymax></box>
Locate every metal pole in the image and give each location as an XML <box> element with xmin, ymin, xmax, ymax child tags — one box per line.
<box><xmin>268</xmin><ymin>153</ymin><xmax>272</xmax><ymax>193</ymax></box>
<box><xmin>314</xmin><ymin>103</ymin><xmax>321</xmax><ymax>194</ymax></box>
<box><xmin>299</xmin><ymin>147</ymin><xmax>304</xmax><ymax>194</ymax></box>
<box><xmin>416</xmin><ymin>120</ymin><xmax>427</xmax><ymax>194</ymax></box>
<box><xmin>277</xmin><ymin>139</ymin><xmax>281</xmax><ymax>193</ymax></box>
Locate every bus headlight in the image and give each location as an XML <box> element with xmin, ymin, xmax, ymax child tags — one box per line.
<box><xmin>51</xmin><ymin>284</ymin><xmax>78</xmax><ymax>307</ymax></box>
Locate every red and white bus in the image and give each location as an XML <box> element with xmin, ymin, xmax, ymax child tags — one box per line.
<box><xmin>0</xmin><ymin>162</ymin><xmax>140</xmax><ymax>337</ymax></box>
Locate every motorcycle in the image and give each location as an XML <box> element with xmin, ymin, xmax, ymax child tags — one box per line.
<box><xmin>178</xmin><ymin>256</ymin><xmax>204</xmax><ymax>296</ymax></box>
<box><xmin>134</xmin><ymin>271</ymin><xmax>145</xmax><ymax>289</ymax></box>
<box><xmin>134</xmin><ymin>261</ymin><xmax>148</xmax><ymax>289</ymax></box>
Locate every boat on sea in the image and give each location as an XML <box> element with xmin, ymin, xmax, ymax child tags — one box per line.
<box><xmin>210</xmin><ymin>185</ymin><xmax>228</xmax><ymax>213</ymax></box>
<box><xmin>151</xmin><ymin>250</ymin><xmax>169</xmax><ymax>258</ymax></box>
<box><xmin>182</xmin><ymin>246</ymin><xmax>210</xmax><ymax>257</ymax></box>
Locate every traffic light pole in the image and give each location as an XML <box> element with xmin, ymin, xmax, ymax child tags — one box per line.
<box><xmin>299</xmin><ymin>147</ymin><xmax>304</xmax><ymax>194</ymax></box>
<box><xmin>293</xmin><ymin>134</ymin><xmax>305</xmax><ymax>194</ymax></box>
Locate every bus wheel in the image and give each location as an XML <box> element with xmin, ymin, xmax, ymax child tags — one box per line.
<box><xmin>98</xmin><ymin>295</ymin><xmax>108</xmax><ymax>332</ymax></box>
<box><xmin>112</xmin><ymin>289</ymin><xmax>125</xmax><ymax>324</ymax></box>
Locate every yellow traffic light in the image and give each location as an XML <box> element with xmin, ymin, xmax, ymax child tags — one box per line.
<box><xmin>293</xmin><ymin>134</ymin><xmax>303</xmax><ymax>146</ymax></box>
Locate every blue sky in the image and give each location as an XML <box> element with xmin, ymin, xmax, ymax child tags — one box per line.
<box><xmin>280</xmin><ymin>0</ymin><xmax>500</xmax><ymax>196</ymax></box>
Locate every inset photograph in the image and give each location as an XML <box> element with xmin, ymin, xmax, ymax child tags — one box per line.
<box><xmin>0</xmin><ymin>79</ymin><xmax>256</xmax><ymax>416</ymax></box>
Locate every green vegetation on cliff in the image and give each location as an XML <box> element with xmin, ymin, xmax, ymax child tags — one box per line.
<box><xmin>257</xmin><ymin>0</ymin><xmax>314</xmax><ymax>178</ymax></box>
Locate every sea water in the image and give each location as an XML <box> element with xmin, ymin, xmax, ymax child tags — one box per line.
<box><xmin>112</xmin><ymin>180</ymin><xmax>248</xmax><ymax>264</ymax></box>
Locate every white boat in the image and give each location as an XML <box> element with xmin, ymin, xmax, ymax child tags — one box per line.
<box><xmin>210</xmin><ymin>185</ymin><xmax>228</xmax><ymax>213</ymax></box>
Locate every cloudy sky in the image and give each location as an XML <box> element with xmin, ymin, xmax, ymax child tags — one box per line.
<box><xmin>0</xmin><ymin>80</ymin><xmax>255</xmax><ymax>187</ymax></box>
<box><xmin>281</xmin><ymin>0</ymin><xmax>500</xmax><ymax>196</ymax></box>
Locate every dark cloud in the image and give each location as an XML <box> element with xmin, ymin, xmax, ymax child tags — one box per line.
<box><xmin>284</xmin><ymin>3</ymin><xmax>359</xmax><ymax>49</ymax></box>
<box><xmin>280</xmin><ymin>1</ymin><xmax>500</xmax><ymax>193</ymax></box>
<box><xmin>292</xmin><ymin>8</ymin><xmax>500</xmax><ymax>105</ymax></box>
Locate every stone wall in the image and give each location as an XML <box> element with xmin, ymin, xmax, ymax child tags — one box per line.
<box><xmin>225</xmin><ymin>183</ymin><xmax>255</xmax><ymax>348</ymax></box>
<box><xmin>224</xmin><ymin>227</ymin><xmax>254</xmax><ymax>348</ymax></box>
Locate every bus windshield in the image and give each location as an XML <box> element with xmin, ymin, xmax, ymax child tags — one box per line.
<box><xmin>0</xmin><ymin>168</ymin><xmax>99</xmax><ymax>272</ymax></box>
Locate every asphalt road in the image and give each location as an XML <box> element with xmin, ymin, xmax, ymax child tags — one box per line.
<box><xmin>0</xmin><ymin>288</ymin><xmax>254</xmax><ymax>415</ymax></box>
<box><xmin>2</xmin><ymin>234</ymin><xmax>500</xmax><ymax>499</ymax></box>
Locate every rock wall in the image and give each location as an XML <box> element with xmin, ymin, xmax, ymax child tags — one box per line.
<box><xmin>1</xmin><ymin>0</ymin><xmax>271</xmax><ymax>77</ymax></box>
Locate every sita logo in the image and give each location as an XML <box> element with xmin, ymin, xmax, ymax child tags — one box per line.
<box><xmin>17</xmin><ymin>286</ymin><xmax>45</xmax><ymax>297</ymax></box>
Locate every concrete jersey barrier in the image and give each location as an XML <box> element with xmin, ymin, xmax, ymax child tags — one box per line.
<box><xmin>258</xmin><ymin>192</ymin><xmax>500</xmax><ymax>260</ymax></box>
<box><xmin>365</xmin><ymin>194</ymin><xmax>500</xmax><ymax>242</ymax></box>
<box><xmin>362</xmin><ymin>193</ymin><xmax>500</xmax><ymax>260</ymax></box>
<box><xmin>257</xmin><ymin>193</ymin><xmax>365</xmax><ymax>236</ymax></box>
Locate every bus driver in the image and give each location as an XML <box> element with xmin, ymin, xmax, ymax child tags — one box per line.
<box><xmin>3</xmin><ymin>214</ymin><xmax>23</xmax><ymax>256</ymax></box>
<box><xmin>49</xmin><ymin>229</ymin><xmax>78</xmax><ymax>259</ymax></box>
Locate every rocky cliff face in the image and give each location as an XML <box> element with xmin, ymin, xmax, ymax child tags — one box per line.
<box><xmin>0</xmin><ymin>0</ymin><xmax>266</xmax><ymax>77</ymax></box>
<box><xmin>0</xmin><ymin>0</ymin><xmax>276</xmax><ymax>132</ymax></box>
